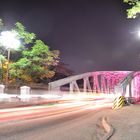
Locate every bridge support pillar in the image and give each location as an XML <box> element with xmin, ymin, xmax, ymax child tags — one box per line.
<box><xmin>93</xmin><ymin>74</ymin><xmax>100</xmax><ymax>93</ymax></box>
<box><xmin>125</xmin><ymin>84</ymin><xmax>130</xmax><ymax>97</ymax></box>
<box><xmin>83</xmin><ymin>77</ymin><xmax>92</xmax><ymax>92</ymax></box>
<box><xmin>101</xmin><ymin>75</ymin><xmax>107</xmax><ymax>93</ymax></box>
<box><xmin>70</xmin><ymin>81</ymin><xmax>80</xmax><ymax>93</ymax></box>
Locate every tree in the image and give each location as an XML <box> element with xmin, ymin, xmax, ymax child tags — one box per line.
<box><xmin>0</xmin><ymin>21</ymin><xmax>35</xmax><ymax>61</ymax></box>
<box><xmin>0</xmin><ymin>19</ymin><xmax>60</xmax><ymax>84</ymax></box>
<box><xmin>14</xmin><ymin>22</ymin><xmax>36</xmax><ymax>45</ymax></box>
<box><xmin>123</xmin><ymin>0</ymin><xmax>140</xmax><ymax>18</ymax></box>
<box><xmin>10</xmin><ymin>40</ymin><xmax>59</xmax><ymax>83</ymax></box>
<box><xmin>11</xmin><ymin>22</ymin><xmax>36</xmax><ymax>61</ymax></box>
<box><xmin>0</xmin><ymin>19</ymin><xmax>4</xmax><ymax>31</ymax></box>
<box><xmin>51</xmin><ymin>62</ymin><xmax>74</xmax><ymax>81</ymax></box>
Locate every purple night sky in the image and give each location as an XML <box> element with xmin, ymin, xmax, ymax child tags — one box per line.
<box><xmin>0</xmin><ymin>0</ymin><xmax>140</xmax><ymax>74</ymax></box>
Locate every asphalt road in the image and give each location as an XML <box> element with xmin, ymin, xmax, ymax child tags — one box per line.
<box><xmin>0</xmin><ymin>101</ymin><xmax>111</xmax><ymax>140</ymax></box>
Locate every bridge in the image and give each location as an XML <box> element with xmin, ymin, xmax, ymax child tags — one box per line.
<box><xmin>49</xmin><ymin>71</ymin><xmax>140</xmax><ymax>101</ymax></box>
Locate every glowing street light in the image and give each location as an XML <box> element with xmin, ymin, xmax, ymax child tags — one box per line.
<box><xmin>138</xmin><ymin>30</ymin><xmax>140</xmax><ymax>38</ymax></box>
<box><xmin>0</xmin><ymin>31</ymin><xmax>20</xmax><ymax>86</ymax></box>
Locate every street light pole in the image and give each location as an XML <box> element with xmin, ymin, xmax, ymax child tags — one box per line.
<box><xmin>0</xmin><ymin>30</ymin><xmax>20</xmax><ymax>89</ymax></box>
<box><xmin>5</xmin><ymin>48</ymin><xmax>10</xmax><ymax>87</ymax></box>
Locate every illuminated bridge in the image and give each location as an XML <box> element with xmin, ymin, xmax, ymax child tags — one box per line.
<box><xmin>49</xmin><ymin>71</ymin><xmax>140</xmax><ymax>101</ymax></box>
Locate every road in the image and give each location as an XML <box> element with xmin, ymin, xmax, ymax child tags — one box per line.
<box><xmin>0</xmin><ymin>100</ymin><xmax>112</xmax><ymax>140</ymax></box>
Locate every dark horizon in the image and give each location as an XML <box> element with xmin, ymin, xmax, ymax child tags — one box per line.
<box><xmin>0</xmin><ymin>0</ymin><xmax>140</xmax><ymax>74</ymax></box>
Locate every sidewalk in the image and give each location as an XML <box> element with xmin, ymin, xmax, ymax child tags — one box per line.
<box><xmin>102</xmin><ymin>104</ymin><xmax>140</xmax><ymax>140</ymax></box>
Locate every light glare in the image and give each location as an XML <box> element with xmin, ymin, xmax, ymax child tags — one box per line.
<box><xmin>138</xmin><ymin>30</ymin><xmax>140</xmax><ymax>37</ymax></box>
<box><xmin>0</xmin><ymin>31</ymin><xmax>20</xmax><ymax>49</ymax></box>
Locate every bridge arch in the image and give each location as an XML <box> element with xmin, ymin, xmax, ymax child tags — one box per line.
<box><xmin>48</xmin><ymin>71</ymin><xmax>131</xmax><ymax>93</ymax></box>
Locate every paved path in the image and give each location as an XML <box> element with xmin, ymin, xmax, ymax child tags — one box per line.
<box><xmin>108</xmin><ymin>104</ymin><xmax>140</xmax><ymax>140</ymax></box>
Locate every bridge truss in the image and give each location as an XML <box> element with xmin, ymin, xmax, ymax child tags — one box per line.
<box><xmin>49</xmin><ymin>71</ymin><xmax>129</xmax><ymax>93</ymax></box>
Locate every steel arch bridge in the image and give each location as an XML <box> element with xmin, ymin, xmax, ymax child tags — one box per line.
<box><xmin>48</xmin><ymin>71</ymin><xmax>140</xmax><ymax>101</ymax></box>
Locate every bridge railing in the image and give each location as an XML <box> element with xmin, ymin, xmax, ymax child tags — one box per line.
<box><xmin>48</xmin><ymin>72</ymin><xmax>93</xmax><ymax>92</ymax></box>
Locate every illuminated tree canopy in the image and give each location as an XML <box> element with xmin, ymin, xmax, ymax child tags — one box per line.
<box><xmin>123</xmin><ymin>0</ymin><xmax>140</xmax><ymax>18</ymax></box>
<box><xmin>0</xmin><ymin>19</ymin><xmax>60</xmax><ymax>84</ymax></box>
<box><xmin>10</xmin><ymin>40</ymin><xmax>59</xmax><ymax>83</ymax></box>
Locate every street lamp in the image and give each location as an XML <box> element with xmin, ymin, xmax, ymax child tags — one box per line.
<box><xmin>138</xmin><ymin>30</ymin><xmax>140</xmax><ymax>38</ymax></box>
<box><xmin>0</xmin><ymin>31</ymin><xmax>20</xmax><ymax>87</ymax></box>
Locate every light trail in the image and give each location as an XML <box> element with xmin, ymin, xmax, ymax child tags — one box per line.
<box><xmin>0</xmin><ymin>102</ymin><xmax>91</xmax><ymax>123</ymax></box>
<box><xmin>0</xmin><ymin>96</ymin><xmax>113</xmax><ymax>124</ymax></box>
<box><xmin>0</xmin><ymin>92</ymin><xmax>116</xmax><ymax>125</ymax></box>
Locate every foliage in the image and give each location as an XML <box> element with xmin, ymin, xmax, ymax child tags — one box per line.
<box><xmin>14</xmin><ymin>22</ymin><xmax>36</xmax><ymax>45</ymax></box>
<box><xmin>123</xmin><ymin>0</ymin><xmax>140</xmax><ymax>18</ymax></box>
<box><xmin>0</xmin><ymin>19</ymin><xmax>4</xmax><ymax>31</ymax></box>
<box><xmin>10</xmin><ymin>40</ymin><xmax>59</xmax><ymax>83</ymax></box>
<box><xmin>0</xmin><ymin>20</ymin><xmax>36</xmax><ymax>60</ymax></box>
<box><xmin>0</xmin><ymin>54</ymin><xmax>6</xmax><ymax>62</ymax></box>
<box><xmin>0</xmin><ymin>19</ymin><xmax>60</xmax><ymax>84</ymax></box>
<box><xmin>51</xmin><ymin>62</ymin><xmax>74</xmax><ymax>81</ymax></box>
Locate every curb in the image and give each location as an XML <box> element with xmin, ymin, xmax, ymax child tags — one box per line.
<box><xmin>101</xmin><ymin>116</ymin><xmax>114</xmax><ymax>140</ymax></box>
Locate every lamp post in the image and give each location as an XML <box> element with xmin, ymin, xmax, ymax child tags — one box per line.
<box><xmin>0</xmin><ymin>55</ymin><xmax>6</xmax><ymax>83</ymax></box>
<box><xmin>0</xmin><ymin>31</ymin><xmax>20</xmax><ymax>87</ymax></box>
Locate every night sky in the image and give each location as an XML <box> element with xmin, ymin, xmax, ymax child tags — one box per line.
<box><xmin>0</xmin><ymin>0</ymin><xmax>140</xmax><ymax>74</ymax></box>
